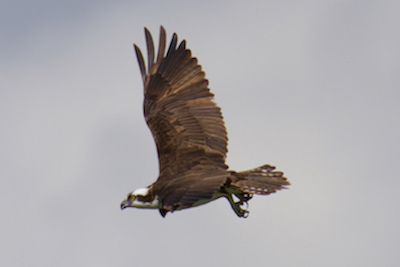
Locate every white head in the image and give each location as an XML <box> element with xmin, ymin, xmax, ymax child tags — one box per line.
<box><xmin>120</xmin><ymin>187</ymin><xmax>160</xmax><ymax>210</ymax></box>
<box><xmin>132</xmin><ymin>188</ymin><xmax>150</xmax><ymax>196</ymax></box>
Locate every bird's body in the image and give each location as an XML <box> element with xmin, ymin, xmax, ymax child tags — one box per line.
<box><xmin>120</xmin><ymin>26</ymin><xmax>290</xmax><ymax>218</ymax></box>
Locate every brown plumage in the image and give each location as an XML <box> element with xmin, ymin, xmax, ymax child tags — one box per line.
<box><xmin>121</xmin><ymin>26</ymin><xmax>290</xmax><ymax>218</ymax></box>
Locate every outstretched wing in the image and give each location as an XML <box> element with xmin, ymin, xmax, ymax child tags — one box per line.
<box><xmin>134</xmin><ymin>26</ymin><xmax>228</xmax><ymax>184</ymax></box>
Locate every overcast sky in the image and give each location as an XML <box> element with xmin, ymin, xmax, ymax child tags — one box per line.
<box><xmin>1</xmin><ymin>1</ymin><xmax>400</xmax><ymax>266</ymax></box>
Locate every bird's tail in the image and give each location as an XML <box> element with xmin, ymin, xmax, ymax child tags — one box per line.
<box><xmin>230</xmin><ymin>164</ymin><xmax>290</xmax><ymax>195</ymax></box>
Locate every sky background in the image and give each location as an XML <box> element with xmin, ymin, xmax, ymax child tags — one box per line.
<box><xmin>1</xmin><ymin>1</ymin><xmax>400</xmax><ymax>266</ymax></box>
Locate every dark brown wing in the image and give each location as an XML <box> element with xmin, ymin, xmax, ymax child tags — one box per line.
<box><xmin>134</xmin><ymin>26</ymin><xmax>229</xmax><ymax>209</ymax></box>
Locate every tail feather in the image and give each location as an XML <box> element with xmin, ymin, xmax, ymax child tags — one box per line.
<box><xmin>230</xmin><ymin>164</ymin><xmax>290</xmax><ymax>195</ymax></box>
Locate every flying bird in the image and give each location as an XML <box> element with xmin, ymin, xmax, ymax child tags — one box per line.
<box><xmin>120</xmin><ymin>26</ymin><xmax>290</xmax><ymax>218</ymax></box>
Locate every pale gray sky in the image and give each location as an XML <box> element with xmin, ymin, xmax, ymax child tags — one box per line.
<box><xmin>1</xmin><ymin>1</ymin><xmax>400</xmax><ymax>266</ymax></box>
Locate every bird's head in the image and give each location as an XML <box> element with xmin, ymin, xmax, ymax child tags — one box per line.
<box><xmin>120</xmin><ymin>187</ymin><xmax>160</xmax><ymax>210</ymax></box>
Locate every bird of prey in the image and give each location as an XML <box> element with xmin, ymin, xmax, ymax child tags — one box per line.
<box><xmin>120</xmin><ymin>26</ymin><xmax>290</xmax><ymax>218</ymax></box>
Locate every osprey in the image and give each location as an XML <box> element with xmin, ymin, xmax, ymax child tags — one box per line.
<box><xmin>120</xmin><ymin>26</ymin><xmax>290</xmax><ymax>218</ymax></box>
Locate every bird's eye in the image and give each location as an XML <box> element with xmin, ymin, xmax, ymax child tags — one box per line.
<box><xmin>128</xmin><ymin>194</ymin><xmax>136</xmax><ymax>201</ymax></box>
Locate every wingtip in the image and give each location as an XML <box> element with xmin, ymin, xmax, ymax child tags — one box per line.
<box><xmin>166</xmin><ymin>33</ymin><xmax>178</xmax><ymax>57</ymax></box>
<box><xmin>160</xmin><ymin>25</ymin><xmax>165</xmax><ymax>33</ymax></box>
<box><xmin>178</xmin><ymin>40</ymin><xmax>186</xmax><ymax>50</ymax></box>
<box><xmin>133</xmin><ymin>43</ymin><xmax>146</xmax><ymax>83</ymax></box>
<box><xmin>144</xmin><ymin>27</ymin><xmax>155</xmax><ymax>73</ymax></box>
<box><xmin>156</xmin><ymin>26</ymin><xmax>167</xmax><ymax>63</ymax></box>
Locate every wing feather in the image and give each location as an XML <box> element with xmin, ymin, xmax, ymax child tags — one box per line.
<box><xmin>134</xmin><ymin>45</ymin><xmax>146</xmax><ymax>83</ymax></box>
<box><xmin>144</xmin><ymin>28</ymin><xmax>155</xmax><ymax>74</ymax></box>
<box><xmin>156</xmin><ymin>26</ymin><xmax>166</xmax><ymax>65</ymax></box>
<box><xmin>166</xmin><ymin>33</ymin><xmax>178</xmax><ymax>57</ymax></box>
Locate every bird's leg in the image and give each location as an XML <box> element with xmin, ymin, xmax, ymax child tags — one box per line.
<box><xmin>234</xmin><ymin>192</ymin><xmax>253</xmax><ymax>205</ymax></box>
<box><xmin>225</xmin><ymin>193</ymin><xmax>249</xmax><ymax>218</ymax></box>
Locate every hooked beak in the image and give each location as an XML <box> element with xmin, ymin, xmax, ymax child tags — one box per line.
<box><xmin>120</xmin><ymin>200</ymin><xmax>131</xmax><ymax>210</ymax></box>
